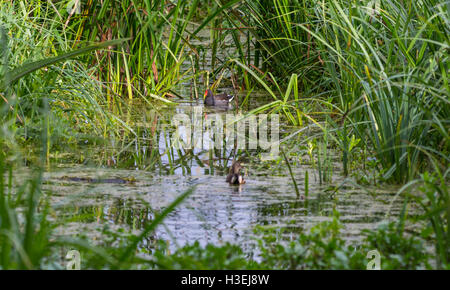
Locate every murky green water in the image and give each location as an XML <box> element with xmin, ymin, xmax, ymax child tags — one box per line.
<box><xmin>23</xmin><ymin>100</ymin><xmax>416</xmax><ymax>254</ymax></box>
<box><xmin>44</xmin><ymin>165</ymin><xmax>404</xmax><ymax>247</ymax></box>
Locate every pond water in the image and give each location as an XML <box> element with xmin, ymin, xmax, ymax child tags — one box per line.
<box><xmin>30</xmin><ymin>100</ymin><xmax>412</xmax><ymax>255</ymax></box>
<box><xmin>9</xmin><ymin>29</ymin><xmax>415</xmax><ymax>255</ymax></box>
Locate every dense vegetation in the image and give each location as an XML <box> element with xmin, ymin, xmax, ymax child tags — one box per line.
<box><xmin>0</xmin><ymin>0</ymin><xmax>448</xmax><ymax>269</ymax></box>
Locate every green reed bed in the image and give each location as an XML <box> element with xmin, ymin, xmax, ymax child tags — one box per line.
<box><xmin>234</xmin><ymin>0</ymin><xmax>448</xmax><ymax>183</ymax></box>
<box><xmin>65</xmin><ymin>0</ymin><xmax>241</xmax><ymax>100</ymax></box>
<box><xmin>0</xmin><ymin>2</ymin><xmax>133</xmax><ymax>160</ymax></box>
<box><xmin>310</xmin><ymin>0</ymin><xmax>449</xmax><ymax>183</ymax></box>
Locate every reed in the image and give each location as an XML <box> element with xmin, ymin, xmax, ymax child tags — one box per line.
<box><xmin>235</xmin><ymin>0</ymin><xmax>449</xmax><ymax>183</ymax></box>
<box><xmin>296</xmin><ymin>0</ymin><xmax>449</xmax><ymax>182</ymax></box>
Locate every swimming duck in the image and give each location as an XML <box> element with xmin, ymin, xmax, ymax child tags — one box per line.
<box><xmin>204</xmin><ymin>89</ymin><xmax>234</xmax><ymax>106</ymax></box>
<box><xmin>226</xmin><ymin>161</ymin><xmax>246</xmax><ymax>185</ymax></box>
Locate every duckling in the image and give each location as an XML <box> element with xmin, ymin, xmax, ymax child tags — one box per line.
<box><xmin>226</xmin><ymin>161</ymin><xmax>246</xmax><ymax>185</ymax></box>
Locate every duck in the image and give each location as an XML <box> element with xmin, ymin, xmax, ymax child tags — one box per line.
<box><xmin>226</xmin><ymin>161</ymin><xmax>246</xmax><ymax>185</ymax></box>
<box><xmin>204</xmin><ymin>89</ymin><xmax>234</xmax><ymax>106</ymax></box>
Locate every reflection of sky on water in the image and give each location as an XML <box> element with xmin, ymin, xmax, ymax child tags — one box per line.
<box><xmin>158</xmin><ymin>104</ymin><xmax>238</xmax><ymax>176</ymax></box>
<box><xmin>157</xmin><ymin>103</ymin><xmax>279</xmax><ymax>176</ymax></box>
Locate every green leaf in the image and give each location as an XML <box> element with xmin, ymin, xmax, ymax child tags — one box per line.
<box><xmin>0</xmin><ymin>38</ymin><xmax>129</xmax><ymax>92</ymax></box>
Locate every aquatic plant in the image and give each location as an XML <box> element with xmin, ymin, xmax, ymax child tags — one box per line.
<box><xmin>234</xmin><ymin>0</ymin><xmax>449</xmax><ymax>183</ymax></box>
<box><xmin>0</xmin><ymin>2</ymin><xmax>133</xmax><ymax>163</ymax></box>
<box><xmin>63</xmin><ymin>0</ymin><xmax>241</xmax><ymax>99</ymax></box>
<box><xmin>396</xmin><ymin>170</ymin><xmax>450</xmax><ymax>269</ymax></box>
